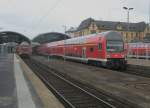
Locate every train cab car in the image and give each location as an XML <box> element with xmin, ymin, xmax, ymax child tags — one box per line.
<box><xmin>16</xmin><ymin>41</ymin><xmax>32</xmax><ymax>58</ymax></box>
<box><xmin>64</xmin><ymin>31</ymin><xmax>126</xmax><ymax>69</ymax></box>
<box><xmin>36</xmin><ymin>43</ymin><xmax>49</xmax><ymax>55</ymax></box>
<box><xmin>102</xmin><ymin>31</ymin><xmax>127</xmax><ymax>69</ymax></box>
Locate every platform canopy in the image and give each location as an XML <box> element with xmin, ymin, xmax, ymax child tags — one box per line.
<box><xmin>0</xmin><ymin>31</ymin><xmax>30</xmax><ymax>44</ymax></box>
<box><xmin>32</xmin><ymin>32</ymin><xmax>70</xmax><ymax>44</ymax></box>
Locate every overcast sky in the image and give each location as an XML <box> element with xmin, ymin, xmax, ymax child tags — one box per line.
<box><xmin>0</xmin><ymin>0</ymin><xmax>149</xmax><ymax>39</ymax></box>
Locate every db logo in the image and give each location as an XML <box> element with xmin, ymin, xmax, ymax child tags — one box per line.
<box><xmin>114</xmin><ymin>54</ymin><xmax>117</xmax><ymax>57</ymax></box>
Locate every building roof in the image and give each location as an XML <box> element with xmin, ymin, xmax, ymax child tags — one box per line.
<box><xmin>76</xmin><ymin>18</ymin><xmax>147</xmax><ymax>32</ymax></box>
<box><xmin>0</xmin><ymin>31</ymin><xmax>30</xmax><ymax>44</ymax></box>
<box><xmin>32</xmin><ymin>32</ymin><xmax>70</xmax><ymax>44</ymax></box>
<box><xmin>66</xmin><ymin>27</ymin><xmax>77</xmax><ymax>33</ymax></box>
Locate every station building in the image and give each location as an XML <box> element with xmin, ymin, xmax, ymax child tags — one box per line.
<box><xmin>66</xmin><ymin>18</ymin><xmax>150</xmax><ymax>42</ymax></box>
<box><xmin>0</xmin><ymin>31</ymin><xmax>30</xmax><ymax>54</ymax></box>
<box><xmin>32</xmin><ymin>32</ymin><xmax>70</xmax><ymax>47</ymax></box>
<box><xmin>32</xmin><ymin>32</ymin><xmax>70</xmax><ymax>54</ymax></box>
<box><xmin>32</xmin><ymin>32</ymin><xmax>70</xmax><ymax>44</ymax></box>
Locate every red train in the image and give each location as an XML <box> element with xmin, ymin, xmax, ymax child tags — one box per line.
<box><xmin>16</xmin><ymin>42</ymin><xmax>32</xmax><ymax>58</ymax></box>
<box><xmin>128</xmin><ymin>42</ymin><xmax>150</xmax><ymax>59</ymax></box>
<box><xmin>37</xmin><ymin>31</ymin><xmax>127</xmax><ymax>69</ymax></box>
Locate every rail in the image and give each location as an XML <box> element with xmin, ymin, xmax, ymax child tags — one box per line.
<box><xmin>23</xmin><ymin>58</ymin><xmax>140</xmax><ymax>108</ymax></box>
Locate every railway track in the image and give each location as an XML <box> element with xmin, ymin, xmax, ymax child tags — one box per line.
<box><xmin>123</xmin><ymin>64</ymin><xmax>150</xmax><ymax>78</ymax></box>
<box><xmin>34</xmin><ymin>55</ymin><xmax>150</xmax><ymax>78</ymax></box>
<box><xmin>44</xmin><ymin>55</ymin><xmax>150</xmax><ymax>78</ymax></box>
<box><xmin>24</xmin><ymin>58</ymin><xmax>139</xmax><ymax>108</ymax></box>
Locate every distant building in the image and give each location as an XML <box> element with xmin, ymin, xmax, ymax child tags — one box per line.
<box><xmin>66</xmin><ymin>18</ymin><xmax>150</xmax><ymax>42</ymax></box>
<box><xmin>0</xmin><ymin>31</ymin><xmax>30</xmax><ymax>53</ymax></box>
<box><xmin>143</xmin><ymin>33</ymin><xmax>150</xmax><ymax>42</ymax></box>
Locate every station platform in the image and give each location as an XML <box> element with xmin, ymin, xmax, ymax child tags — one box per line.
<box><xmin>127</xmin><ymin>58</ymin><xmax>150</xmax><ymax>67</ymax></box>
<box><xmin>0</xmin><ymin>54</ymin><xmax>64</xmax><ymax>108</ymax></box>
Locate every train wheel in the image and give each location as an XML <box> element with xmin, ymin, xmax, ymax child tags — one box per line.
<box><xmin>120</xmin><ymin>64</ymin><xmax>127</xmax><ymax>70</ymax></box>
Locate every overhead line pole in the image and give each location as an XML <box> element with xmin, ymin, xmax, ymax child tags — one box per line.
<box><xmin>149</xmin><ymin>0</ymin><xmax>150</xmax><ymax>26</ymax></box>
<box><xmin>62</xmin><ymin>25</ymin><xmax>67</xmax><ymax>61</ymax></box>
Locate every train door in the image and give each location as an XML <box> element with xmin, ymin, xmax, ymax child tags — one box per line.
<box><xmin>82</xmin><ymin>47</ymin><xmax>86</xmax><ymax>58</ymax></box>
<box><xmin>97</xmin><ymin>42</ymin><xmax>103</xmax><ymax>58</ymax></box>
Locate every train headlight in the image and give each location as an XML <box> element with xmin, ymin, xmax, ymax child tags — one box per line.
<box><xmin>107</xmin><ymin>54</ymin><xmax>110</xmax><ymax>58</ymax></box>
<box><xmin>121</xmin><ymin>54</ymin><xmax>124</xmax><ymax>57</ymax></box>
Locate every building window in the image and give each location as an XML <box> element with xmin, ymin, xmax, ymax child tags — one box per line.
<box><xmin>136</xmin><ymin>33</ymin><xmax>138</xmax><ymax>37</ymax></box>
<box><xmin>121</xmin><ymin>32</ymin><xmax>123</xmax><ymax>35</ymax></box>
<box><xmin>82</xmin><ymin>32</ymin><xmax>84</xmax><ymax>36</ymax></box>
<box><xmin>131</xmin><ymin>33</ymin><xmax>133</xmax><ymax>39</ymax></box>
<box><xmin>92</xmin><ymin>23</ymin><xmax>95</xmax><ymax>29</ymax></box>
<box><xmin>90</xmin><ymin>30</ymin><xmax>96</xmax><ymax>34</ymax></box>
<box><xmin>80</xmin><ymin>32</ymin><xmax>82</xmax><ymax>36</ymax></box>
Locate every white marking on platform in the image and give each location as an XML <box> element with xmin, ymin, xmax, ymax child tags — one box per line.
<box><xmin>14</xmin><ymin>55</ymin><xmax>36</xmax><ymax>108</ymax></box>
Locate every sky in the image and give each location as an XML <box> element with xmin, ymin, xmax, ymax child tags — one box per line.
<box><xmin>0</xmin><ymin>0</ymin><xmax>149</xmax><ymax>39</ymax></box>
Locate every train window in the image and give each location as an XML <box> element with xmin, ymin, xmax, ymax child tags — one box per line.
<box><xmin>90</xmin><ymin>47</ymin><xmax>94</xmax><ymax>52</ymax></box>
<box><xmin>98</xmin><ymin>43</ymin><xmax>102</xmax><ymax>50</ymax></box>
<box><xmin>107</xmin><ymin>40</ymin><xmax>123</xmax><ymax>52</ymax></box>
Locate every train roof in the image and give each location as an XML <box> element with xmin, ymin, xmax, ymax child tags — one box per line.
<box><xmin>20</xmin><ymin>41</ymin><xmax>30</xmax><ymax>46</ymax></box>
<box><xmin>0</xmin><ymin>31</ymin><xmax>30</xmax><ymax>44</ymax></box>
<box><xmin>65</xmin><ymin>31</ymin><xmax>123</xmax><ymax>43</ymax></box>
<box><xmin>45</xmin><ymin>31</ymin><xmax>123</xmax><ymax>46</ymax></box>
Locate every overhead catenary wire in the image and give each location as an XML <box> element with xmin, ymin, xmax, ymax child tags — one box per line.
<box><xmin>28</xmin><ymin>0</ymin><xmax>62</xmax><ymax>35</ymax></box>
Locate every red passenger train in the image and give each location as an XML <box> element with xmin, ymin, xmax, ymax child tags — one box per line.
<box><xmin>37</xmin><ymin>31</ymin><xmax>127</xmax><ymax>69</ymax></box>
<box><xmin>128</xmin><ymin>42</ymin><xmax>150</xmax><ymax>58</ymax></box>
<box><xmin>16</xmin><ymin>42</ymin><xmax>32</xmax><ymax>58</ymax></box>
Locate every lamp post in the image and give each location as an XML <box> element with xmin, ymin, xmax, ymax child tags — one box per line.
<box><xmin>123</xmin><ymin>7</ymin><xmax>134</xmax><ymax>23</ymax></box>
<box><xmin>149</xmin><ymin>0</ymin><xmax>150</xmax><ymax>26</ymax></box>
<box><xmin>123</xmin><ymin>7</ymin><xmax>134</xmax><ymax>42</ymax></box>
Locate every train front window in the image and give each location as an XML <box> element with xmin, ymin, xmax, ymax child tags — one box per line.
<box><xmin>107</xmin><ymin>40</ymin><xmax>123</xmax><ymax>52</ymax></box>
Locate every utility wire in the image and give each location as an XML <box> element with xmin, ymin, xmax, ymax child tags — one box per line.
<box><xmin>28</xmin><ymin>0</ymin><xmax>62</xmax><ymax>35</ymax></box>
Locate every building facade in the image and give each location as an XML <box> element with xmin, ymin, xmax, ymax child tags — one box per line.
<box><xmin>66</xmin><ymin>18</ymin><xmax>150</xmax><ymax>42</ymax></box>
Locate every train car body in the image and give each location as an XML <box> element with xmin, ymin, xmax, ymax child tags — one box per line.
<box><xmin>128</xmin><ymin>42</ymin><xmax>150</xmax><ymax>59</ymax></box>
<box><xmin>16</xmin><ymin>42</ymin><xmax>32</xmax><ymax>58</ymax></box>
<box><xmin>37</xmin><ymin>31</ymin><xmax>127</xmax><ymax>69</ymax></box>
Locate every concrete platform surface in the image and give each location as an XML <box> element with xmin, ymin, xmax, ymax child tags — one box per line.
<box><xmin>128</xmin><ymin>58</ymin><xmax>150</xmax><ymax>67</ymax></box>
<box><xmin>0</xmin><ymin>54</ymin><xmax>64</xmax><ymax>108</ymax></box>
<box><xmin>0</xmin><ymin>54</ymin><xmax>17</xmax><ymax>108</ymax></box>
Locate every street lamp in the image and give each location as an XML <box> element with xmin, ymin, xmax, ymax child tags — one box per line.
<box><xmin>123</xmin><ymin>6</ymin><xmax>134</xmax><ymax>42</ymax></box>
<box><xmin>123</xmin><ymin>7</ymin><xmax>134</xmax><ymax>23</ymax></box>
